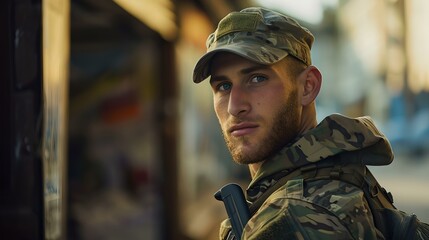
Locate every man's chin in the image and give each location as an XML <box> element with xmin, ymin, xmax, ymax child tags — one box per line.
<box><xmin>231</xmin><ymin>148</ymin><xmax>265</xmax><ymax>165</ymax></box>
<box><xmin>234</xmin><ymin>158</ymin><xmax>264</xmax><ymax>165</ymax></box>
<box><xmin>225</xmin><ymin>137</ymin><xmax>266</xmax><ymax>164</ymax></box>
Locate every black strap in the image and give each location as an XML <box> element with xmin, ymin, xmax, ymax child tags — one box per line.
<box><xmin>226</xmin><ymin>230</ymin><xmax>236</xmax><ymax>240</ymax></box>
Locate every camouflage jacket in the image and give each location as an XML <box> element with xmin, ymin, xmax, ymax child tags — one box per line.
<box><xmin>220</xmin><ymin>114</ymin><xmax>394</xmax><ymax>240</ymax></box>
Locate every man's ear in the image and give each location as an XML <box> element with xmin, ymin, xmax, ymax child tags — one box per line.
<box><xmin>300</xmin><ymin>65</ymin><xmax>322</xmax><ymax>106</ymax></box>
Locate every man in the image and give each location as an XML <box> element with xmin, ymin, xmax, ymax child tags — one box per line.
<box><xmin>192</xmin><ymin>7</ymin><xmax>419</xmax><ymax>240</ymax></box>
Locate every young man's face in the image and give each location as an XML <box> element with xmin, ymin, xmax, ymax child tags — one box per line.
<box><xmin>210</xmin><ymin>53</ymin><xmax>302</xmax><ymax>165</ymax></box>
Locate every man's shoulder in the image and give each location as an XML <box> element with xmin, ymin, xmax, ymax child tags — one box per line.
<box><xmin>267</xmin><ymin>178</ymin><xmax>365</xmax><ymax>206</ymax></box>
<box><xmin>243</xmin><ymin>178</ymin><xmax>378</xmax><ymax>239</ymax></box>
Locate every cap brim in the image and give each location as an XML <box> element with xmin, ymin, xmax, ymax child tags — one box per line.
<box><xmin>193</xmin><ymin>43</ymin><xmax>289</xmax><ymax>83</ymax></box>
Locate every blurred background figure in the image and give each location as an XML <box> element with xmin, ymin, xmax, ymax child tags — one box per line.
<box><xmin>1</xmin><ymin>0</ymin><xmax>428</xmax><ymax>240</ymax></box>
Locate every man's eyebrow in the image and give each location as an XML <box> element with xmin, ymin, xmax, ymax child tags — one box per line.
<box><xmin>209</xmin><ymin>75</ymin><xmax>228</xmax><ymax>84</ymax></box>
<box><xmin>240</xmin><ymin>65</ymin><xmax>269</xmax><ymax>75</ymax></box>
<box><xmin>210</xmin><ymin>64</ymin><xmax>269</xmax><ymax>84</ymax></box>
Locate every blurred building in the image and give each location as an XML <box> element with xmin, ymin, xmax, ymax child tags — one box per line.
<box><xmin>1</xmin><ymin>0</ymin><xmax>428</xmax><ymax>240</ymax></box>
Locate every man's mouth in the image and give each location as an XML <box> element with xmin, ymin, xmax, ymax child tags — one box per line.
<box><xmin>229</xmin><ymin>122</ymin><xmax>259</xmax><ymax>137</ymax></box>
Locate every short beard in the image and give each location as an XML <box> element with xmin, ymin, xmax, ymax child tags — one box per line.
<box><xmin>223</xmin><ymin>90</ymin><xmax>300</xmax><ymax>165</ymax></box>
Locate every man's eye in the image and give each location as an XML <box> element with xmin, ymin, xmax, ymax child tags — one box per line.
<box><xmin>250</xmin><ymin>75</ymin><xmax>267</xmax><ymax>83</ymax></box>
<box><xmin>217</xmin><ymin>82</ymin><xmax>232</xmax><ymax>91</ymax></box>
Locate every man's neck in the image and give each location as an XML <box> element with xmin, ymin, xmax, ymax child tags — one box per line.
<box><xmin>248</xmin><ymin>162</ymin><xmax>264</xmax><ymax>179</ymax></box>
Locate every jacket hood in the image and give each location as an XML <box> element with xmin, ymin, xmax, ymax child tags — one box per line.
<box><xmin>249</xmin><ymin>114</ymin><xmax>394</xmax><ymax>187</ymax></box>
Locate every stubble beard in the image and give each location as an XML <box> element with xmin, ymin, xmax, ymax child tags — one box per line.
<box><xmin>223</xmin><ymin>90</ymin><xmax>300</xmax><ymax>165</ymax></box>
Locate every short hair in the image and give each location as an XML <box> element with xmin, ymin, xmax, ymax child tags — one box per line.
<box><xmin>282</xmin><ymin>55</ymin><xmax>308</xmax><ymax>80</ymax></box>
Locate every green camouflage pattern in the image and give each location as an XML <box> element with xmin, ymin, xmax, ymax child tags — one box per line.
<box><xmin>242</xmin><ymin>179</ymin><xmax>378</xmax><ymax>240</ymax></box>
<box><xmin>219</xmin><ymin>114</ymin><xmax>394</xmax><ymax>239</ymax></box>
<box><xmin>193</xmin><ymin>7</ymin><xmax>314</xmax><ymax>83</ymax></box>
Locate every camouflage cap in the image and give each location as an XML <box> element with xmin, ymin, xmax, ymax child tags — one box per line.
<box><xmin>193</xmin><ymin>7</ymin><xmax>314</xmax><ymax>83</ymax></box>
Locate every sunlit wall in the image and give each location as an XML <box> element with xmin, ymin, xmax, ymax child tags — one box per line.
<box><xmin>405</xmin><ymin>0</ymin><xmax>429</xmax><ymax>93</ymax></box>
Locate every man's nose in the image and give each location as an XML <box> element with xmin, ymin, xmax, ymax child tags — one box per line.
<box><xmin>228</xmin><ymin>86</ymin><xmax>250</xmax><ymax>117</ymax></box>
